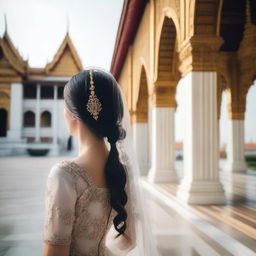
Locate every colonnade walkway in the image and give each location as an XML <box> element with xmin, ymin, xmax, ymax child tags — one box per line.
<box><xmin>0</xmin><ymin>156</ymin><xmax>255</xmax><ymax>256</ymax></box>
<box><xmin>143</xmin><ymin>180</ymin><xmax>256</xmax><ymax>256</ymax></box>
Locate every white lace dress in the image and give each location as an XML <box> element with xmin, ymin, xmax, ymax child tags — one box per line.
<box><xmin>42</xmin><ymin>159</ymin><xmax>114</xmax><ymax>256</ymax></box>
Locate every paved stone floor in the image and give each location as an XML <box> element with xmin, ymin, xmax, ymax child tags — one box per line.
<box><xmin>0</xmin><ymin>156</ymin><xmax>255</xmax><ymax>256</ymax></box>
<box><xmin>144</xmin><ymin>181</ymin><xmax>256</xmax><ymax>256</ymax></box>
<box><xmin>0</xmin><ymin>156</ymin><xmax>64</xmax><ymax>256</ymax></box>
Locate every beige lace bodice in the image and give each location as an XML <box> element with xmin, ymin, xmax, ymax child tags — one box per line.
<box><xmin>42</xmin><ymin>159</ymin><xmax>114</xmax><ymax>256</ymax></box>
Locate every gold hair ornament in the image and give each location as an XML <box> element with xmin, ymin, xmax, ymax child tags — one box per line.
<box><xmin>86</xmin><ymin>69</ymin><xmax>102</xmax><ymax>120</ymax></box>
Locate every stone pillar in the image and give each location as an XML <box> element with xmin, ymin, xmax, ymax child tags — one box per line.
<box><xmin>234</xmin><ymin>0</ymin><xmax>256</xmax><ymax>172</ymax></box>
<box><xmin>51</xmin><ymin>85</ymin><xmax>59</xmax><ymax>155</ymax></box>
<box><xmin>7</xmin><ymin>83</ymin><xmax>23</xmax><ymax>140</ymax></box>
<box><xmin>148</xmin><ymin>85</ymin><xmax>177</xmax><ymax>183</ymax></box>
<box><xmin>133</xmin><ymin>121</ymin><xmax>149</xmax><ymax>176</ymax></box>
<box><xmin>35</xmin><ymin>84</ymin><xmax>41</xmax><ymax>142</ymax></box>
<box><xmin>225</xmin><ymin>120</ymin><xmax>247</xmax><ymax>172</ymax></box>
<box><xmin>148</xmin><ymin>107</ymin><xmax>177</xmax><ymax>183</ymax></box>
<box><xmin>148</xmin><ymin>105</ymin><xmax>152</xmax><ymax>169</ymax></box>
<box><xmin>177</xmin><ymin>72</ymin><xmax>226</xmax><ymax>204</ymax></box>
<box><xmin>72</xmin><ymin>136</ymin><xmax>79</xmax><ymax>156</ymax></box>
<box><xmin>53</xmin><ymin>85</ymin><xmax>58</xmax><ymax>145</ymax></box>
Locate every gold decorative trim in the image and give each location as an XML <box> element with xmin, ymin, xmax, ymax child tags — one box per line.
<box><xmin>178</xmin><ymin>35</ymin><xmax>224</xmax><ymax>77</ymax></box>
<box><xmin>152</xmin><ymin>86</ymin><xmax>177</xmax><ymax>108</ymax></box>
<box><xmin>86</xmin><ymin>69</ymin><xmax>102</xmax><ymax>120</ymax></box>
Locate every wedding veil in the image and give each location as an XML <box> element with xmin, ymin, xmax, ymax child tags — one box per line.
<box><xmin>85</xmin><ymin>66</ymin><xmax>161</xmax><ymax>256</ymax></box>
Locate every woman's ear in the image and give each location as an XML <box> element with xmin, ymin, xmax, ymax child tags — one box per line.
<box><xmin>64</xmin><ymin>107</ymin><xmax>79</xmax><ymax>136</ymax></box>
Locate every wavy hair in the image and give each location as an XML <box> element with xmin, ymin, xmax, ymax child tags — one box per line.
<box><xmin>63</xmin><ymin>69</ymin><xmax>127</xmax><ymax>237</ymax></box>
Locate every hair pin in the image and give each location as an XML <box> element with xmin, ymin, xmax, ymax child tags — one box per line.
<box><xmin>86</xmin><ymin>69</ymin><xmax>102</xmax><ymax>120</ymax></box>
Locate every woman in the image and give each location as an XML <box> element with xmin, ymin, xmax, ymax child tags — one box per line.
<box><xmin>42</xmin><ymin>67</ymin><xmax>160</xmax><ymax>256</ymax></box>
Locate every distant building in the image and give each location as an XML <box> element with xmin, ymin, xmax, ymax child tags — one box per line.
<box><xmin>0</xmin><ymin>27</ymin><xmax>83</xmax><ymax>156</ymax></box>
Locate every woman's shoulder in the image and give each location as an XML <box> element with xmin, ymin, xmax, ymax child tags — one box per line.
<box><xmin>48</xmin><ymin>160</ymin><xmax>79</xmax><ymax>181</ymax></box>
<box><xmin>48</xmin><ymin>160</ymin><xmax>92</xmax><ymax>195</ymax></box>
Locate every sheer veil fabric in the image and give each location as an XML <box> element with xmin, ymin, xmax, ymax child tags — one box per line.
<box><xmin>85</xmin><ymin>66</ymin><xmax>161</xmax><ymax>256</ymax></box>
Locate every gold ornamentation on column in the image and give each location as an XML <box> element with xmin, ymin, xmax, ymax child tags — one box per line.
<box><xmin>237</xmin><ymin>0</ymin><xmax>256</xmax><ymax>113</ymax></box>
<box><xmin>178</xmin><ymin>35</ymin><xmax>224</xmax><ymax>77</ymax></box>
<box><xmin>152</xmin><ymin>85</ymin><xmax>177</xmax><ymax>109</ymax></box>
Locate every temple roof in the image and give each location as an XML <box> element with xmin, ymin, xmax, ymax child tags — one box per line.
<box><xmin>45</xmin><ymin>32</ymin><xmax>83</xmax><ymax>74</ymax></box>
<box><xmin>0</xmin><ymin>25</ymin><xmax>83</xmax><ymax>82</ymax></box>
<box><xmin>0</xmin><ymin>31</ymin><xmax>28</xmax><ymax>76</ymax></box>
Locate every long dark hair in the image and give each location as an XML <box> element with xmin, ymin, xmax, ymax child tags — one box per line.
<box><xmin>63</xmin><ymin>68</ymin><xmax>127</xmax><ymax>237</ymax></box>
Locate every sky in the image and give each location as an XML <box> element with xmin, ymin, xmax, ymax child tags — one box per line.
<box><xmin>0</xmin><ymin>0</ymin><xmax>255</xmax><ymax>145</ymax></box>
<box><xmin>0</xmin><ymin>0</ymin><xmax>124</xmax><ymax>70</ymax></box>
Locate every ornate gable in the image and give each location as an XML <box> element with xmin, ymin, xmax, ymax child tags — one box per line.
<box><xmin>0</xmin><ymin>32</ymin><xmax>27</xmax><ymax>81</ymax></box>
<box><xmin>45</xmin><ymin>33</ymin><xmax>83</xmax><ymax>77</ymax></box>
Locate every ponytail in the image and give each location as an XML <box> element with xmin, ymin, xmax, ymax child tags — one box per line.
<box><xmin>104</xmin><ymin>125</ymin><xmax>127</xmax><ymax>238</ymax></box>
<box><xmin>64</xmin><ymin>69</ymin><xmax>128</xmax><ymax>237</ymax></box>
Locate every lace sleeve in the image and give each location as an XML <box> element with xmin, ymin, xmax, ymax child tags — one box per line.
<box><xmin>43</xmin><ymin>164</ymin><xmax>77</xmax><ymax>245</ymax></box>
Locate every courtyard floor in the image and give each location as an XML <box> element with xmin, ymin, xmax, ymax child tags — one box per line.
<box><xmin>0</xmin><ymin>156</ymin><xmax>255</xmax><ymax>256</ymax></box>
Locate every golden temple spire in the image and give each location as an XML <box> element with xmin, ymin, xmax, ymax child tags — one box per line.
<box><xmin>4</xmin><ymin>13</ymin><xmax>8</xmax><ymax>34</ymax></box>
<box><xmin>66</xmin><ymin>14</ymin><xmax>70</xmax><ymax>34</ymax></box>
<box><xmin>243</xmin><ymin>0</ymin><xmax>255</xmax><ymax>37</ymax></box>
<box><xmin>246</xmin><ymin>0</ymin><xmax>252</xmax><ymax>25</ymax></box>
<box><xmin>238</xmin><ymin>0</ymin><xmax>256</xmax><ymax>57</ymax></box>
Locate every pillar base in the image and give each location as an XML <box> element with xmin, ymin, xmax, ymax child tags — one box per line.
<box><xmin>50</xmin><ymin>144</ymin><xmax>60</xmax><ymax>156</ymax></box>
<box><xmin>225</xmin><ymin>161</ymin><xmax>247</xmax><ymax>173</ymax></box>
<box><xmin>7</xmin><ymin>130</ymin><xmax>22</xmax><ymax>140</ymax></box>
<box><xmin>148</xmin><ymin>168</ymin><xmax>177</xmax><ymax>183</ymax></box>
<box><xmin>139</xmin><ymin>165</ymin><xmax>149</xmax><ymax>176</ymax></box>
<box><xmin>133</xmin><ymin>122</ymin><xmax>149</xmax><ymax>176</ymax></box>
<box><xmin>177</xmin><ymin>180</ymin><xmax>226</xmax><ymax>205</ymax></box>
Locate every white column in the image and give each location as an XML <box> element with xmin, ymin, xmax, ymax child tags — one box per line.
<box><xmin>51</xmin><ymin>85</ymin><xmax>59</xmax><ymax>155</ymax></box>
<box><xmin>177</xmin><ymin>72</ymin><xmax>226</xmax><ymax>204</ymax></box>
<box><xmin>35</xmin><ymin>84</ymin><xmax>40</xmax><ymax>142</ymax></box>
<box><xmin>7</xmin><ymin>83</ymin><xmax>23</xmax><ymax>139</ymax></box>
<box><xmin>148</xmin><ymin>105</ymin><xmax>152</xmax><ymax>169</ymax></box>
<box><xmin>133</xmin><ymin>122</ymin><xmax>149</xmax><ymax>175</ymax></box>
<box><xmin>225</xmin><ymin>120</ymin><xmax>247</xmax><ymax>172</ymax></box>
<box><xmin>148</xmin><ymin>107</ymin><xmax>177</xmax><ymax>183</ymax></box>
<box><xmin>72</xmin><ymin>136</ymin><xmax>79</xmax><ymax>156</ymax></box>
<box><xmin>53</xmin><ymin>85</ymin><xmax>58</xmax><ymax>145</ymax></box>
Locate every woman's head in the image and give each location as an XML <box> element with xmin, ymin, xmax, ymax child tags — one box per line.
<box><xmin>63</xmin><ymin>68</ymin><xmax>125</xmax><ymax>143</ymax></box>
<box><xmin>63</xmin><ymin>68</ymin><xmax>128</xmax><ymax>237</ymax></box>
